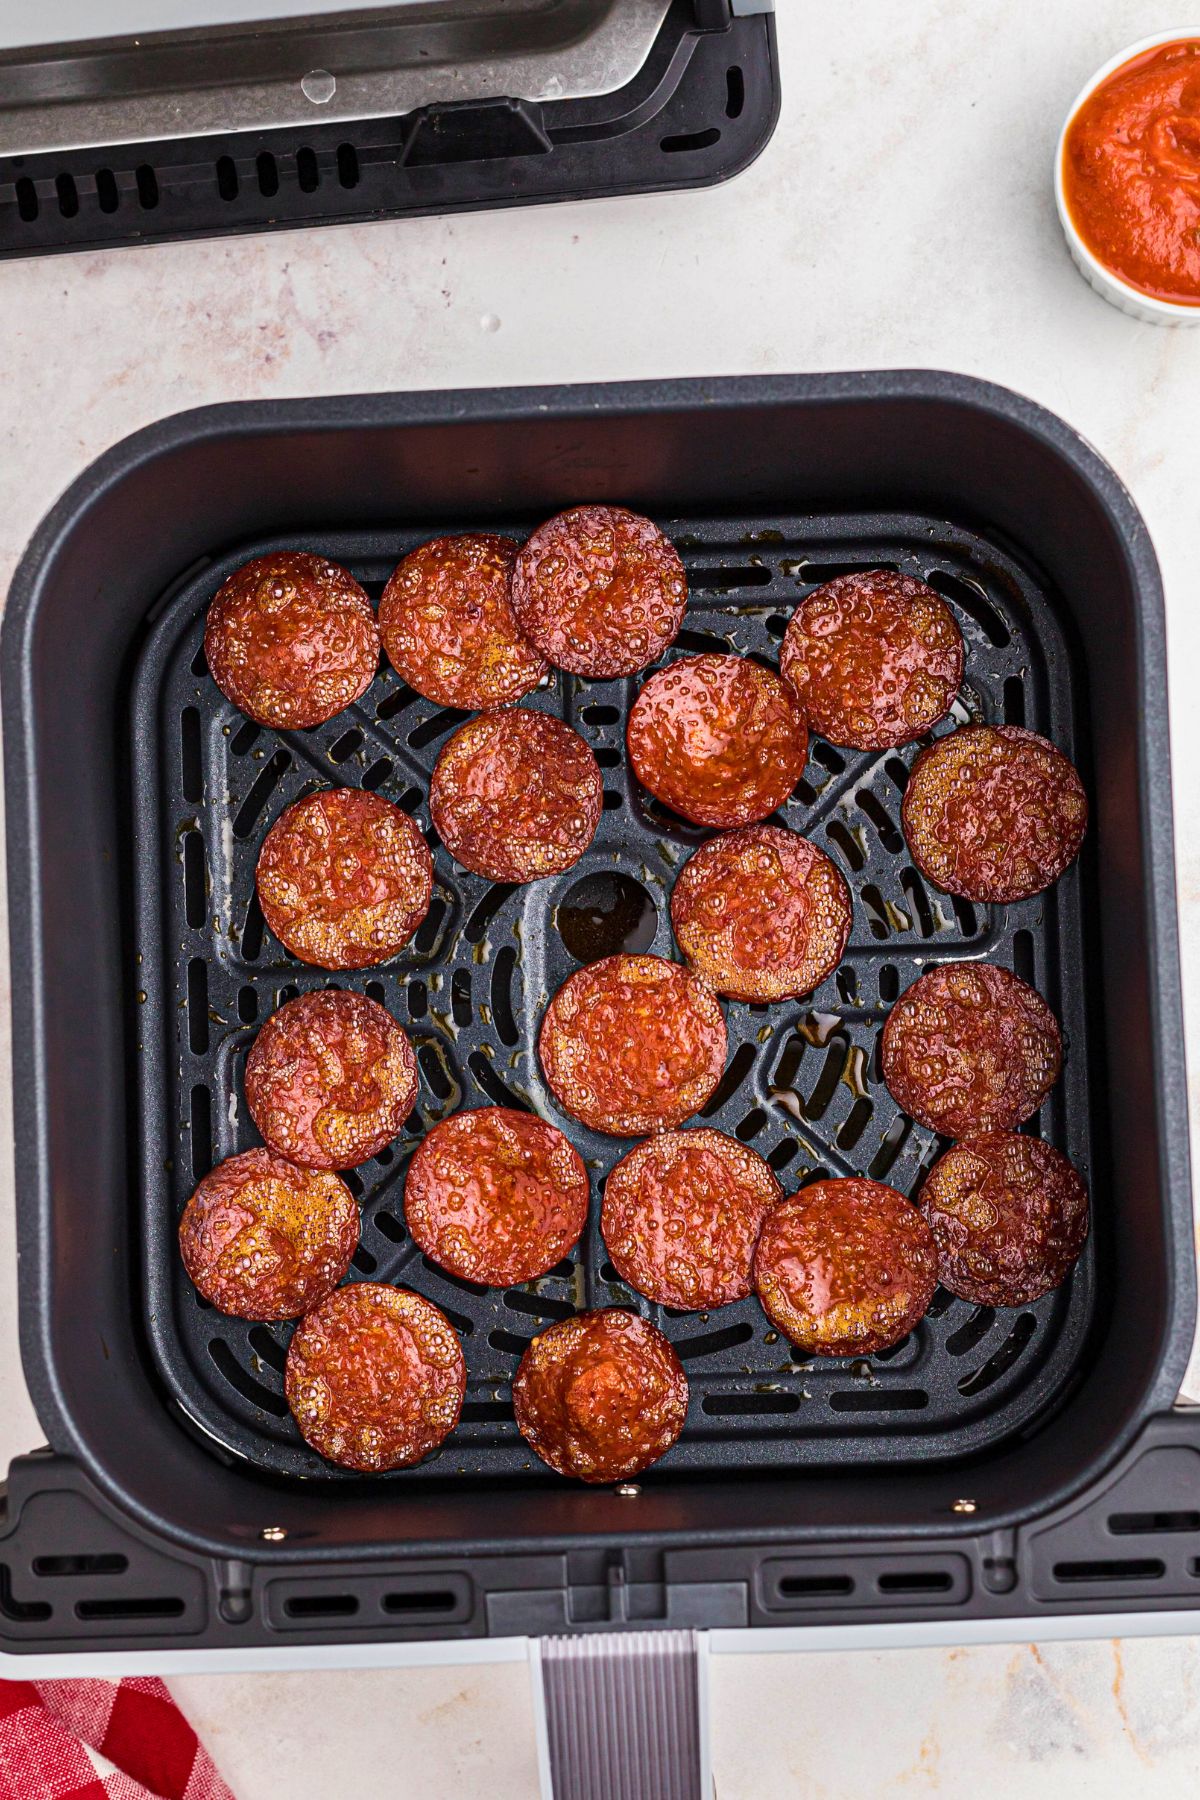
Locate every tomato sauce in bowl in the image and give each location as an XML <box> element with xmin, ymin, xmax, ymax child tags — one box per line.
<box><xmin>1061</xmin><ymin>36</ymin><xmax>1200</xmax><ymax>310</ymax></box>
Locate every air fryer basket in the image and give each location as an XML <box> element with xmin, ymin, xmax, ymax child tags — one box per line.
<box><xmin>135</xmin><ymin>513</ymin><xmax>1094</xmax><ymax>1483</ymax></box>
<box><xmin>2</xmin><ymin>377</ymin><xmax>1191</xmax><ymax>1596</ymax></box>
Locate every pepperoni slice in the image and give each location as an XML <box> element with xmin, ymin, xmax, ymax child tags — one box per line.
<box><xmin>881</xmin><ymin>962</ymin><xmax>1062</xmax><ymax>1138</ymax></box>
<box><xmin>601</xmin><ymin>1128</ymin><xmax>781</xmax><ymax>1310</ymax></box>
<box><xmin>285</xmin><ymin>1283</ymin><xmax>465</xmax><ymax>1472</ymax></box>
<box><xmin>178</xmin><ymin>1148</ymin><xmax>358</xmax><ymax>1321</ymax></box>
<box><xmin>404</xmin><ymin>1107</ymin><xmax>589</xmax><ymax>1287</ymax></box>
<box><xmin>204</xmin><ymin>552</ymin><xmax>379</xmax><ymax>730</ymax></box>
<box><xmin>245</xmin><ymin>989</ymin><xmax>417</xmax><ymax>1170</ymax></box>
<box><xmin>919</xmin><ymin>1131</ymin><xmax>1089</xmax><ymax>1306</ymax></box>
<box><xmin>512</xmin><ymin>1309</ymin><xmax>688</xmax><ymax>1482</ymax></box>
<box><xmin>257</xmin><ymin>788</ymin><xmax>433</xmax><ymax>970</ymax></box>
<box><xmin>378</xmin><ymin>534</ymin><xmax>548</xmax><ymax>710</ymax></box>
<box><xmin>627</xmin><ymin>655</ymin><xmax>809</xmax><ymax>828</ymax></box>
<box><xmin>753</xmin><ymin>1179</ymin><xmax>938</xmax><ymax>1357</ymax></box>
<box><xmin>779</xmin><ymin>570</ymin><xmax>963</xmax><ymax>750</ymax></box>
<box><xmin>670</xmin><ymin>824</ymin><xmax>852</xmax><ymax>1002</ymax></box>
<box><xmin>429</xmin><ymin>709</ymin><xmax>602</xmax><ymax>883</ymax></box>
<box><xmin>539</xmin><ymin>953</ymin><xmax>727</xmax><ymax>1136</ymax></box>
<box><xmin>901</xmin><ymin>725</ymin><xmax>1088</xmax><ymax>903</ymax></box>
<box><xmin>511</xmin><ymin>506</ymin><xmax>687</xmax><ymax>678</ymax></box>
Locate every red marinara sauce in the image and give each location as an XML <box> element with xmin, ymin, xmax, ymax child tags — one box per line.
<box><xmin>1062</xmin><ymin>38</ymin><xmax>1200</xmax><ymax>306</ymax></box>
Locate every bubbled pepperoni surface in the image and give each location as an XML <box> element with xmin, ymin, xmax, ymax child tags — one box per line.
<box><xmin>378</xmin><ymin>534</ymin><xmax>548</xmax><ymax>710</ymax></box>
<box><xmin>627</xmin><ymin>654</ymin><xmax>808</xmax><ymax>828</ymax></box>
<box><xmin>179</xmin><ymin>1148</ymin><xmax>358</xmax><ymax>1321</ymax></box>
<box><xmin>257</xmin><ymin>787</ymin><xmax>433</xmax><ymax>970</ymax></box>
<box><xmin>285</xmin><ymin>1282</ymin><xmax>466</xmax><ymax>1472</ymax></box>
<box><xmin>205</xmin><ymin>551</ymin><xmax>379</xmax><ymax>730</ymax></box>
<box><xmin>512</xmin><ymin>1308</ymin><xmax>688</xmax><ymax>1482</ymax></box>
<box><xmin>601</xmin><ymin>1128</ymin><xmax>781</xmax><ymax>1310</ymax></box>
<box><xmin>539</xmin><ymin>954</ymin><xmax>726</xmax><ymax>1137</ymax></box>
<box><xmin>919</xmin><ymin>1131</ymin><xmax>1089</xmax><ymax>1307</ymax></box>
<box><xmin>430</xmin><ymin>709</ymin><xmax>602</xmax><ymax>884</ymax></box>
<box><xmin>754</xmin><ymin>1179</ymin><xmax>938</xmax><ymax>1357</ymax></box>
<box><xmin>901</xmin><ymin>725</ymin><xmax>1087</xmax><ymax>903</ymax></box>
<box><xmin>780</xmin><ymin>570</ymin><xmax>962</xmax><ymax>750</ymax></box>
<box><xmin>404</xmin><ymin>1107</ymin><xmax>589</xmax><ymax>1287</ymax></box>
<box><xmin>881</xmin><ymin>962</ymin><xmax>1062</xmax><ymax>1138</ymax></box>
<box><xmin>511</xmin><ymin>506</ymin><xmax>686</xmax><ymax>678</ymax></box>
<box><xmin>670</xmin><ymin>823</ymin><xmax>851</xmax><ymax>1001</ymax></box>
<box><xmin>245</xmin><ymin>989</ymin><xmax>417</xmax><ymax>1170</ymax></box>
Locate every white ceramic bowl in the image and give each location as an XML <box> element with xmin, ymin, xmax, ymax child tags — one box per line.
<box><xmin>1055</xmin><ymin>29</ymin><xmax>1200</xmax><ymax>326</ymax></box>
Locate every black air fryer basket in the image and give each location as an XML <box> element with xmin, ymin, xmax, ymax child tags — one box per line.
<box><xmin>1</xmin><ymin>373</ymin><xmax>1195</xmax><ymax>1656</ymax></box>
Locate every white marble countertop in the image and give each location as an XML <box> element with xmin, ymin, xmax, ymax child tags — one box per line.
<box><xmin>2</xmin><ymin>0</ymin><xmax>1200</xmax><ymax>1791</ymax></box>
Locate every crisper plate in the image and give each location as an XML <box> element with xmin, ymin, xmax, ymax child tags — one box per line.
<box><xmin>132</xmin><ymin>509</ymin><xmax>1096</xmax><ymax>1484</ymax></box>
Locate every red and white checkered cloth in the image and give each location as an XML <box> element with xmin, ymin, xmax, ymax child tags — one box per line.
<box><xmin>0</xmin><ymin>1679</ymin><xmax>234</xmax><ymax>1800</ymax></box>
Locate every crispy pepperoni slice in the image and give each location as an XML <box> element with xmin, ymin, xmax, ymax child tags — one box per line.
<box><xmin>919</xmin><ymin>1131</ymin><xmax>1089</xmax><ymax>1306</ymax></box>
<box><xmin>601</xmin><ymin>1128</ymin><xmax>781</xmax><ymax>1310</ymax></box>
<box><xmin>204</xmin><ymin>551</ymin><xmax>379</xmax><ymax>730</ymax></box>
<box><xmin>901</xmin><ymin>725</ymin><xmax>1088</xmax><ymax>903</ymax></box>
<box><xmin>881</xmin><ymin>962</ymin><xmax>1062</xmax><ymax>1138</ymax></box>
<box><xmin>670</xmin><ymin>824</ymin><xmax>852</xmax><ymax>1001</ymax></box>
<box><xmin>178</xmin><ymin>1148</ymin><xmax>358</xmax><ymax>1321</ymax></box>
<box><xmin>378</xmin><ymin>534</ymin><xmax>548</xmax><ymax>710</ymax></box>
<box><xmin>539</xmin><ymin>953</ymin><xmax>726</xmax><ymax>1136</ymax></box>
<box><xmin>511</xmin><ymin>506</ymin><xmax>687</xmax><ymax>678</ymax></box>
<box><xmin>753</xmin><ymin>1179</ymin><xmax>938</xmax><ymax>1357</ymax></box>
<box><xmin>429</xmin><ymin>708</ymin><xmax>602</xmax><ymax>883</ymax></box>
<box><xmin>779</xmin><ymin>570</ymin><xmax>963</xmax><ymax>750</ymax></box>
<box><xmin>257</xmin><ymin>788</ymin><xmax>433</xmax><ymax>970</ymax></box>
<box><xmin>404</xmin><ymin>1107</ymin><xmax>589</xmax><ymax>1287</ymax></box>
<box><xmin>627</xmin><ymin>655</ymin><xmax>809</xmax><ymax>828</ymax></box>
<box><xmin>285</xmin><ymin>1283</ymin><xmax>465</xmax><ymax>1472</ymax></box>
<box><xmin>512</xmin><ymin>1309</ymin><xmax>688</xmax><ymax>1482</ymax></box>
<box><xmin>245</xmin><ymin>989</ymin><xmax>418</xmax><ymax>1170</ymax></box>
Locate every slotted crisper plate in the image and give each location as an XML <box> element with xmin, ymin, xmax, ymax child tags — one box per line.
<box><xmin>132</xmin><ymin>510</ymin><xmax>1096</xmax><ymax>1484</ymax></box>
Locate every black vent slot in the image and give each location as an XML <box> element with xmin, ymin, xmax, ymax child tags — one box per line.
<box><xmin>284</xmin><ymin>1592</ymin><xmax>358</xmax><ymax>1619</ymax></box>
<box><xmin>926</xmin><ymin>569</ymin><xmax>1010</xmax><ymax>647</ymax></box>
<box><xmin>505</xmin><ymin>1289</ymin><xmax>576</xmax><ymax>1322</ymax></box>
<box><xmin>777</xmin><ymin>1573</ymin><xmax>853</xmax><ymax>1598</ymax></box>
<box><xmin>662</xmin><ymin>126</ymin><xmax>722</xmax><ymax>153</ymax></box>
<box><xmin>15</xmin><ymin>177</ymin><xmax>39</xmax><ymax>222</ymax></box>
<box><xmin>33</xmin><ymin>1553</ymin><xmax>128</xmax><ymax>1577</ymax></box>
<box><xmin>382</xmin><ymin>1588</ymin><xmax>458</xmax><ymax>1615</ymax></box>
<box><xmin>233</xmin><ymin>750</ymin><xmax>290</xmax><ymax>838</ymax></box>
<box><xmin>1110</xmin><ymin>1511</ymin><xmax>1200</xmax><ymax>1536</ymax></box>
<box><xmin>207</xmin><ymin>1339</ymin><xmax>288</xmax><ymax>1416</ymax></box>
<box><xmin>829</xmin><ymin>1389</ymin><xmax>928</xmax><ymax>1413</ymax></box>
<box><xmin>877</xmin><ymin>1570</ymin><xmax>953</xmax><ymax>1595</ymax></box>
<box><xmin>702</xmin><ymin>1392</ymin><xmax>800</xmax><ymax>1416</ymax></box>
<box><xmin>674</xmin><ymin>1322</ymin><xmax>754</xmax><ymax>1361</ymax></box>
<box><xmin>76</xmin><ymin>1595</ymin><xmax>185</xmax><ymax>1620</ymax></box>
<box><xmin>1054</xmin><ymin>1559</ymin><xmax>1165</xmax><ymax>1583</ymax></box>
<box><xmin>687</xmin><ymin>562</ymin><xmax>771</xmax><ymax>591</ymax></box>
<box><xmin>468</xmin><ymin>1050</ymin><xmax>529</xmax><ymax>1112</ymax></box>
